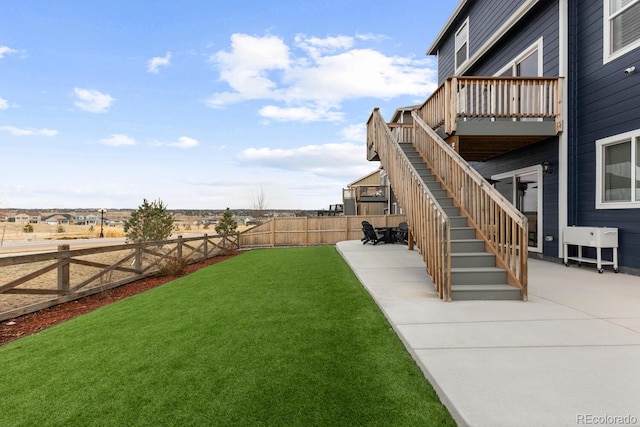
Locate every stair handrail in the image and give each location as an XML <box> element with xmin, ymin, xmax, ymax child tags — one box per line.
<box><xmin>368</xmin><ymin>108</ymin><xmax>452</xmax><ymax>300</ymax></box>
<box><xmin>411</xmin><ymin>111</ymin><xmax>528</xmax><ymax>298</ymax></box>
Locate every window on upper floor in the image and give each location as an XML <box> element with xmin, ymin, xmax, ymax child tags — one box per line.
<box><xmin>596</xmin><ymin>129</ymin><xmax>640</xmax><ymax>208</ymax></box>
<box><xmin>455</xmin><ymin>18</ymin><xmax>469</xmax><ymax>72</ymax></box>
<box><xmin>604</xmin><ymin>0</ymin><xmax>640</xmax><ymax>63</ymax></box>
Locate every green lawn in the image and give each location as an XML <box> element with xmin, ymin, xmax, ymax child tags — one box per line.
<box><xmin>0</xmin><ymin>247</ymin><xmax>454</xmax><ymax>426</ymax></box>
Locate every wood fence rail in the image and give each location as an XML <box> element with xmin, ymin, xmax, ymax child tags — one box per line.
<box><xmin>0</xmin><ymin>233</ymin><xmax>239</xmax><ymax>321</ymax></box>
<box><xmin>239</xmin><ymin>215</ymin><xmax>406</xmax><ymax>248</ymax></box>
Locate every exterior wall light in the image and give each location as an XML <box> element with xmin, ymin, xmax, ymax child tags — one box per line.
<box><xmin>542</xmin><ymin>161</ymin><xmax>553</xmax><ymax>174</ymax></box>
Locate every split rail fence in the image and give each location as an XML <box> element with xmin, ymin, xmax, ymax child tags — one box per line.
<box><xmin>0</xmin><ymin>233</ymin><xmax>239</xmax><ymax>322</ymax></box>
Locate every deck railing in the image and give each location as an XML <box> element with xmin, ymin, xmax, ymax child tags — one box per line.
<box><xmin>416</xmin><ymin>76</ymin><xmax>563</xmax><ymax>135</ymax></box>
<box><xmin>367</xmin><ymin>108</ymin><xmax>452</xmax><ymax>300</ymax></box>
<box><xmin>412</xmin><ymin>111</ymin><xmax>528</xmax><ymax>297</ymax></box>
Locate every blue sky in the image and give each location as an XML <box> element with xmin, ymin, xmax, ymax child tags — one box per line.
<box><xmin>0</xmin><ymin>1</ymin><xmax>457</xmax><ymax>210</ymax></box>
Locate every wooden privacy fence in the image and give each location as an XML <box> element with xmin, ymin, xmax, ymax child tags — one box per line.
<box><xmin>411</xmin><ymin>111</ymin><xmax>528</xmax><ymax>298</ymax></box>
<box><xmin>368</xmin><ymin>108</ymin><xmax>452</xmax><ymax>300</ymax></box>
<box><xmin>239</xmin><ymin>215</ymin><xmax>406</xmax><ymax>248</ymax></box>
<box><xmin>0</xmin><ymin>233</ymin><xmax>239</xmax><ymax>321</ymax></box>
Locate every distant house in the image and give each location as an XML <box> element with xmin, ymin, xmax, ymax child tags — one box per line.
<box><xmin>342</xmin><ymin>169</ymin><xmax>399</xmax><ymax>216</ymax></box>
<box><xmin>73</xmin><ymin>214</ymin><xmax>98</xmax><ymax>225</ymax></box>
<box><xmin>42</xmin><ymin>214</ymin><xmax>72</xmax><ymax>225</ymax></box>
<box><xmin>14</xmin><ymin>213</ymin><xmax>31</xmax><ymax>224</ymax></box>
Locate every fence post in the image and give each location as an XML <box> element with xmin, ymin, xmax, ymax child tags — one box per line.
<box><xmin>132</xmin><ymin>243</ymin><xmax>141</xmax><ymax>275</ymax></box>
<box><xmin>346</xmin><ymin>216</ymin><xmax>350</xmax><ymax>241</ymax></box>
<box><xmin>203</xmin><ymin>234</ymin><xmax>208</xmax><ymax>259</ymax></box>
<box><xmin>57</xmin><ymin>244</ymin><xmax>70</xmax><ymax>295</ymax></box>
<box><xmin>235</xmin><ymin>231</ymin><xmax>240</xmax><ymax>249</ymax></box>
<box><xmin>177</xmin><ymin>235</ymin><xmax>183</xmax><ymax>259</ymax></box>
<box><xmin>270</xmin><ymin>219</ymin><xmax>276</xmax><ymax>247</ymax></box>
<box><xmin>305</xmin><ymin>217</ymin><xmax>309</xmax><ymax>246</ymax></box>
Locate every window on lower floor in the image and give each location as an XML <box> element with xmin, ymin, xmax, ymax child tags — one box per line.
<box><xmin>596</xmin><ymin>130</ymin><xmax>640</xmax><ymax>208</ymax></box>
<box><xmin>604</xmin><ymin>0</ymin><xmax>640</xmax><ymax>62</ymax></box>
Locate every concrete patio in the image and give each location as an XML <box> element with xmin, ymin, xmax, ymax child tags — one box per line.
<box><xmin>336</xmin><ymin>240</ymin><xmax>640</xmax><ymax>427</ymax></box>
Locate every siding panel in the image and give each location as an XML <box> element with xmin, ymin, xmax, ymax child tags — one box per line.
<box><xmin>573</xmin><ymin>0</ymin><xmax>640</xmax><ymax>270</ymax></box>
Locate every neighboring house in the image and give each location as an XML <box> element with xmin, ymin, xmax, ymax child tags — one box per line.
<box><xmin>374</xmin><ymin>0</ymin><xmax>640</xmax><ymax>274</ymax></box>
<box><xmin>42</xmin><ymin>214</ymin><xmax>72</xmax><ymax>225</ymax></box>
<box><xmin>342</xmin><ymin>168</ymin><xmax>399</xmax><ymax>216</ymax></box>
<box><xmin>14</xmin><ymin>213</ymin><xmax>31</xmax><ymax>224</ymax></box>
<box><xmin>73</xmin><ymin>214</ymin><xmax>98</xmax><ymax>225</ymax></box>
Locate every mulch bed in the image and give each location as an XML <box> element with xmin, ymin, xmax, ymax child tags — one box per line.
<box><xmin>0</xmin><ymin>252</ymin><xmax>239</xmax><ymax>346</ymax></box>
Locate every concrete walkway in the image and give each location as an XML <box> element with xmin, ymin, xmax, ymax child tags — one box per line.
<box><xmin>336</xmin><ymin>240</ymin><xmax>640</xmax><ymax>427</ymax></box>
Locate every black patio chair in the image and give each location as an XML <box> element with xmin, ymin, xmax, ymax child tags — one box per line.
<box><xmin>394</xmin><ymin>222</ymin><xmax>408</xmax><ymax>244</ymax></box>
<box><xmin>361</xmin><ymin>221</ymin><xmax>386</xmax><ymax>245</ymax></box>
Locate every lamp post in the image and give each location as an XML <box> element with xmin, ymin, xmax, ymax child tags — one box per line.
<box><xmin>98</xmin><ymin>208</ymin><xmax>106</xmax><ymax>238</ymax></box>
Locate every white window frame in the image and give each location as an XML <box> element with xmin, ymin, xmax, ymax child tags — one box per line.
<box><xmin>603</xmin><ymin>0</ymin><xmax>640</xmax><ymax>63</ymax></box>
<box><xmin>493</xmin><ymin>38</ymin><xmax>544</xmax><ymax>120</ymax></box>
<box><xmin>596</xmin><ymin>129</ymin><xmax>640</xmax><ymax>209</ymax></box>
<box><xmin>495</xmin><ymin>38</ymin><xmax>544</xmax><ymax>77</ymax></box>
<box><xmin>455</xmin><ymin>17</ymin><xmax>470</xmax><ymax>73</ymax></box>
<box><xmin>492</xmin><ymin>165</ymin><xmax>544</xmax><ymax>253</ymax></box>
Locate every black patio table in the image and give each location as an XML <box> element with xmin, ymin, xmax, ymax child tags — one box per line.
<box><xmin>375</xmin><ymin>226</ymin><xmax>397</xmax><ymax>244</ymax></box>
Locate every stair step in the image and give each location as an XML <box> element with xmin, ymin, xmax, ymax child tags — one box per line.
<box><xmin>451</xmin><ymin>284</ymin><xmax>521</xmax><ymax>301</ymax></box>
<box><xmin>449</xmin><ymin>216</ymin><xmax>469</xmax><ymax>227</ymax></box>
<box><xmin>437</xmin><ymin>197</ymin><xmax>454</xmax><ymax>207</ymax></box>
<box><xmin>429</xmin><ymin>189</ymin><xmax>449</xmax><ymax>199</ymax></box>
<box><xmin>442</xmin><ymin>206</ymin><xmax>460</xmax><ymax>216</ymax></box>
<box><xmin>450</xmin><ymin>227</ymin><xmax>476</xmax><ymax>239</ymax></box>
<box><xmin>450</xmin><ymin>239</ymin><xmax>485</xmax><ymax>252</ymax></box>
<box><xmin>451</xmin><ymin>252</ymin><xmax>496</xmax><ymax>268</ymax></box>
<box><xmin>451</xmin><ymin>267</ymin><xmax>507</xmax><ymax>285</ymax></box>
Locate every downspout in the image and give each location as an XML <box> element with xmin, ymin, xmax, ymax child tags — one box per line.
<box><xmin>558</xmin><ymin>0</ymin><xmax>570</xmax><ymax>258</ymax></box>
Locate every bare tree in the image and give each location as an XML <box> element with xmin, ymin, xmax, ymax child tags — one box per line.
<box><xmin>250</xmin><ymin>185</ymin><xmax>269</xmax><ymax>223</ymax></box>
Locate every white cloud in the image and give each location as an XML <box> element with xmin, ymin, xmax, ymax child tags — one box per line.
<box><xmin>294</xmin><ymin>34</ymin><xmax>354</xmax><ymax>58</ymax></box>
<box><xmin>0</xmin><ymin>97</ymin><xmax>8</xmax><ymax>110</ymax></box>
<box><xmin>0</xmin><ymin>46</ymin><xmax>17</xmax><ymax>59</ymax></box>
<box><xmin>341</xmin><ymin>124</ymin><xmax>366</xmax><ymax>142</ymax></box>
<box><xmin>258</xmin><ymin>105</ymin><xmax>343</xmax><ymax>122</ymax></box>
<box><xmin>99</xmin><ymin>134</ymin><xmax>136</xmax><ymax>146</ymax></box>
<box><xmin>238</xmin><ymin>142</ymin><xmax>372</xmax><ymax>178</ymax></box>
<box><xmin>73</xmin><ymin>88</ymin><xmax>115</xmax><ymax>113</ymax></box>
<box><xmin>147</xmin><ymin>52</ymin><xmax>172</xmax><ymax>73</ymax></box>
<box><xmin>206</xmin><ymin>33</ymin><xmax>291</xmax><ymax>108</ymax></box>
<box><xmin>206</xmin><ymin>33</ymin><xmax>437</xmax><ymax>123</ymax></box>
<box><xmin>0</xmin><ymin>125</ymin><xmax>58</xmax><ymax>136</ymax></box>
<box><xmin>167</xmin><ymin>136</ymin><xmax>199</xmax><ymax>148</ymax></box>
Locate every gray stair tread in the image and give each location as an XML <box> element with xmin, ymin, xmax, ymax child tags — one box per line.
<box><xmin>451</xmin><ymin>284</ymin><xmax>519</xmax><ymax>291</ymax></box>
<box><xmin>451</xmin><ymin>267</ymin><xmax>505</xmax><ymax>273</ymax></box>
<box><xmin>452</xmin><ymin>252</ymin><xmax>495</xmax><ymax>257</ymax></box>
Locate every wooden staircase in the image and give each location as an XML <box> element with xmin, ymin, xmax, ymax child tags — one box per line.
<box><xmin>367</xmin><ymin>107</ymin><xmax>528</xmax><ymax>301</ymax></box>
<box><xmin>400</xmin><ymin>144</ymin><xmax>520</xmax><ymax>300</ymax></box>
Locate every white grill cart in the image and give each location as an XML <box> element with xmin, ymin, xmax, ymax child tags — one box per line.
<box><xmin>563</xmin><ymin>226</ymin><xmax>619</xmax><ymax>273</ymax></box>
